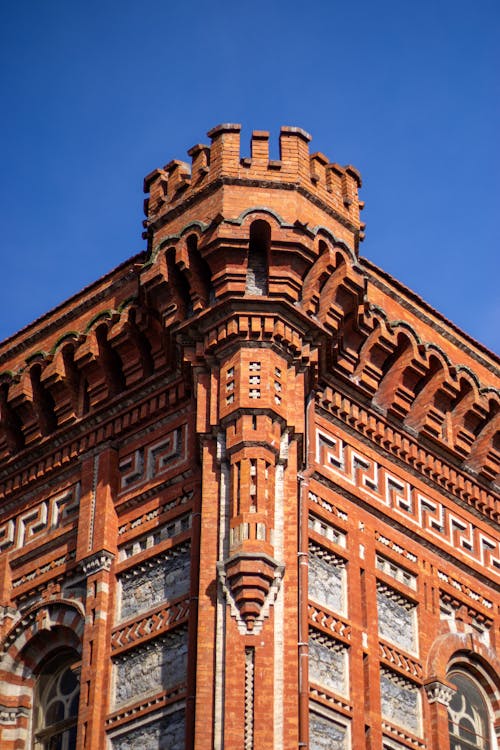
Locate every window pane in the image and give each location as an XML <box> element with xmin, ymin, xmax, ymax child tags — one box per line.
<box><xmin>46</xmin><ymin>700</ymin><xmax>64</xmax><ymax>725</ymax></box>
<box><xmin>448</xmin><ymin>671</ymin><xmax>490</xmax><ymax>750</ymax></box>
<box><xmin>59</xmin><ymin>668</ymin><xmax>78</xmax><ymax>697</ymax></box>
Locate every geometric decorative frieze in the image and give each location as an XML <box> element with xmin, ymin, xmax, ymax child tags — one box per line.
<box><xmin>0</xmin><ymin>483</ymin><xmax>80</xmax><ymax>552</ymax></box>
<box><xmin>379</xmin><ymin>643</ymin><xmax>423</xmax><ymax>680</ymax></box>
<box><xmin>375</xmin><ymin>533</ymin><xmax>417</xmax><ymax>564</ymax></box>
<box><xmin>316</xmin><ymin>427</ymin><xmax>500</xmax><ymax>575</ymax></box>
<box><xmin>113</xmin><ymin>628</ymin><xmax>188</xmax><ymax>708</ymax></box>
<box><xmin>12</xmin><ymin>550</ymin><xmax>76</xmax><ymax>589</ymax></box>
<box><xmin>308</xmin><ymin>492</ymin><xmax>348</xmax><ymax>523</ymax></box>
<box><xmin>437</xmin><ymin>569</ymin><xmax>493</xmax><ymax>609</ymax></box>
<box><xmin>309</xmin><ymin>543</ymin><xmax>346</xmax><ymax>615</ymax></box>
<box><xmin>308</xmin><ymin>604</ymin><xmax>351</xmax><ymax>642</ymax></box>
<box><xmin>318</xmin><ymin>385</ymin><xmax>497</xmax><ymax>521</ymax></box>
<box><xmin>377</xmin><ymin>583</ymin><xmax>418</xmax><ymax>654</ymax></box>
<box><xmin>376</xmin><ymin>554</ymin><xmax>417</xmax><ymax>590</ymax></box>
<box><xmin>309</xmin><ymin>514</ymin><xmax>347</xmax><ymax>547</ymax></box>
<box><xmin>111</xmin><ymin>597</ymin><xmax>190</xmax><ymax>652</ymax></box>
<box><xmin>0</xmin><ymin>383</ymin><xmax>188</xmax><ymax>504</ymax></box>
<box><xmin>119</xmin><ymin>544</ymin><xmax>191</xmax><ymax>621</ymax></box>
<box><xmin>380</xmin><ymin>668</ymin><xmax>421</xmax><ymax>736</ymax></box>
<box><xmin>119</xmin><ymin>425</ymin><xmax>187</xmax><ymax>492</ymax></box>
<box><xmin>119</xmin><ymin>513</ymin><xmax>192</xmax><ymax>562</ymax></box>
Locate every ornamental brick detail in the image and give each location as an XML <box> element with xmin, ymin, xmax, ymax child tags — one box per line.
<box><xmin>0</xmin><ymin>123</ymin><xmax>498</xmax><ymax>750</ymax></box>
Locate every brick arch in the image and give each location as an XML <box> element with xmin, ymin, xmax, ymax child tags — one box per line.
<box><xmin>1</xmin><ymin>599</ymin><xmax>85</xmax><ymax>678</ymax></box>
<box><xmin>233</xmin><ymin>206</ymin><xmax>286</xmax><ymax>229</ymax></box>
<box><xmin>310</xmin><ymin>225</ymin><xmax>357</xmax><ymax>263</ymax></box>
<box><xmin>0</xmin><ymin>599</ymin><xmax>85</xmax><ymax>743</ymax></box>
<box><xmin>426</xmin><ymin>630</ymin><xmax>500</xmax><ymax>695</ymax></box>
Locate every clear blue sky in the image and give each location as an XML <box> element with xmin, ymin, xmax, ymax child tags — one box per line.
<box><xmin>1</xmin><ymin>0</ymin><xmax>499</xmax><ymax>353</ymax></box>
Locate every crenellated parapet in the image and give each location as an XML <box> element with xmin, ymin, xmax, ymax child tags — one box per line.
<box><xmin>143</xmin><ymin>124</ymin><xmax>365</xmax><ymax>253</ymax></box>
<box><xmin>1</xmin><ymin>123</ymin><xmax>498</xmax><ymax>513</ymax></box>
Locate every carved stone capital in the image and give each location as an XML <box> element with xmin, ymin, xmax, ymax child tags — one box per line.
<box><xmin>81</xmin><ymin>550</ymin><xmax>114</xmax><ymax>576</ymax></box>
<box><xmin>424</xmin><ymin>679</ymin><xmax>456</xmax><ymax>706</ymax></box>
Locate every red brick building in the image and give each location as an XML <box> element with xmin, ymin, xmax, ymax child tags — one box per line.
<box><xmin>0</xmin><ymin>124</ymin><xmax>498</xmax><ymax>750</ymax></box>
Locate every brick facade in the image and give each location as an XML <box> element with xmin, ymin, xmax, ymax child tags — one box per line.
<box><xmin>0</xmin><ymin>124</ymin><xmax>498</xmax><ymax>750</ymax></box>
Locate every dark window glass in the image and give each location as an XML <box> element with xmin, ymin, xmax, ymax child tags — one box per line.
<box><xmin>448</xmin><ymin>671</ymin><xmax>491</xmax><ymax>750</ymax></box>
<box><xmin>33</xmin><ymin>653</ymin><xmax>80</xmax><ymax>750</ymax></box>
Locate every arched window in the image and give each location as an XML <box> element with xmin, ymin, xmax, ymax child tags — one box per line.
<box><xmin>448</xmin><ymin>671</ymin><xmax>492</xmax><ymax>750</ymax></box>
<box><xmin>246</xmin><ymin>220</ymin><xmax>270</xmax><ymax>295</ymax></box>
<box><xmin>33</xmin><ymin>650</ymin><xmax>80</xmax><ymax>750</ymax></box>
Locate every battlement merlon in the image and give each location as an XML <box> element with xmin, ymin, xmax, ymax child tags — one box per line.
<box><xmin>143</xmin><ymin>124</ymin><xmax>365</xmax><ymax>242</ymax></box>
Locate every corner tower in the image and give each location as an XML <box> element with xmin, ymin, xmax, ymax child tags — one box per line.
<box><xmin>0</xmin><ymin>125</ymin><xmax>498</xmax><ymax>750</ymax></box>
<box><xmin>141</xmin><ymin>124</ymin><xmax>365</xmax><ymax>750</ymax></box>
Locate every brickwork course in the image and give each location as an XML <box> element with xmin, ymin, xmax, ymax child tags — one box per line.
<box><xmin>0</xmin><ymin>124</ymin><xmax>498</xmax><ymax>750</ymax></box>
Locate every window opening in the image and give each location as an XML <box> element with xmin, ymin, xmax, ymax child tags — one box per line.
<box><xmin>447</xmin><ymin>671</ymin><xmax>491</xmax><ymax>750</ymax></box>
<box><xmin>246</xmin><ymin>220</ymin><xmax>270</xmax><ymax>295</ymax></box>
<box><xmin>33</xmin><ymin>651</ymin><xmax>80</xmax><ymax>750</ymax></box>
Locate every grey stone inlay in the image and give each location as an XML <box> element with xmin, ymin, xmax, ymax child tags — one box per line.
<box><xmin>310</xmin><ymin>713</ymin><xmax>348</xmax><ymax>750</ymax></box>
<box><xmin>380</xmin><ymin>670</ymin><xmax>420</xmax><ymax>735</ymax></box>
<box><xmin>120</xmin><ymin>547</ymin><xmax>190</xmax><ymax>620</ymax></box>
<box><xmin>309</xmin><ymin>551</ymin><xmax>345</xmax><ymax>614</ymax></box>
<box><xmin>308</xmin><ymin>636</ymin><xmax>348</xmax><ymax>697</ymax></box>
<box><xmin>114</xmin><ymin>630</ymin><xmax>187</xmax><ymax>707</ymax></box>
<box><xmin>377</xmin><ymin>585</ymin><xmax>417</xmax><ymax>653</ymax></box>
<box><xmin>111</xmin><ymin>710</ymin><xmax>185</xmax><ymax>750</ymax></box>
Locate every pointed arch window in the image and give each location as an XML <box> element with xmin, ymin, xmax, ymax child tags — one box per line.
<box><xmin>33</xmin><ymin>650</ymin><xmax>80</xmax><ymax>750</ymax></box>
<box><xmin>447</xmin><ymin>671</ymin><xmax>491</xmax><ymax>750</ymax></box>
